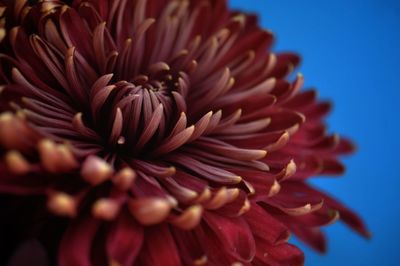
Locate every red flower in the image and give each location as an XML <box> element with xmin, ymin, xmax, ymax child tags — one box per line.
<box><xmin>0</xmin><ymin>0</ymin><xmax>368</xmax><ymax>265</ymax></box>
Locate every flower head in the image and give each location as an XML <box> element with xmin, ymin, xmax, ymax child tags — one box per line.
<box><xmin>0</xmin><ymin>0</ymin><xmax>368</xmax><ymax>265</ymax></box>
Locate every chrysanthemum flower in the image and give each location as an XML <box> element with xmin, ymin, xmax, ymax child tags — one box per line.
<box><xmin>0</xmin><ymin>0</ymin><xmax>369</xmax><ymax>265</ymax></box>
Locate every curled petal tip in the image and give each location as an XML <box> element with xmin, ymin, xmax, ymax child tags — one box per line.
<box><xmin>286</xmin><ymin>160</ymin><xmax>297</xmax><ymax>176</ymax></box>
<box><xmin>129</xmin><ymin>198</ymin><xmax>172</xmax><ymax>225</ymax></box>
<box><xmin>38</xmin><ymin>139</ymin><xmax>58</xmax><ymax>173</ymax></box>
<box><xmin>148</xmin><ymin>62</ymin><xmax>170</xmax><ymax>74</ymax></box>
<box><xmin>109</xmin><ymin>260</ymin><xmax>121</xmax><ymax>266</ymax></box>
<box><xmin>171</xmin><ymin>205</ymin><xmax>203</xmax><ymax>230</ymax></box>
<box><xmin>256</xmin><ymin>150</ymin><xmax>268</xmax><ymax>159</ymax></box>
<box><xmin>81</xmin><ymin>156</ymin><xmax>113</xmax><ymax>186</ymax></box>
<box><xmin>268</xmin><ymin>180</ymin><xmax>281</xmax><ymax>197</ymax></box>
<box><xmin>279</xmin><ymin>160</ymin><xmax>297</xmax><ymax>180</ymax></box>
<box><xmin>233</xmin><ymin>175</ymin><xmax>243</xmax><ymax>183</ymax></box>
<box><xmin>56</xmin><ymin>144</ymin><xmax>78</xmax><ymax>168</ymax></box>
<box><xmin>238</xmin><ymin>199</ymin><xmax>251</xmax><ymax>216</ymax></box>
<box><xmin>195</xmin><ymin>188</ymin><xmax>212</xmax><ymax>203</ymax></box>
<box><xmin>168</xmin><ymin>166</ymin><xmax>177</xmax><ymax>175</ymax></box>
<box><xmin>205</xmin><ymin>187</ymin><xmax>240</xmax><ymax>210</ymax></box>
<box><xmin>5</xmin><ymin>150</ymin><xmax>30</xmax><ymax>175</ymax></box>
<box><xmin>92</xmin><ymin>199</ymin><xmax>120</xmax><ymax>221</ymax></box>
<box><xmin>265</xmin><ymin>131</ymin><xmax>290</xmax><ymax>152</ymax></box>
<box><xmin>327</xmin><ymin>209</ymin><xmax>341</xmax><ymax>225</ymax></box>
<box><xmin>0</xmin><ymin>111</ymin><xmax>13</xmax><ymax>122</ymax></box>
<box><xmin>193</xmin><ymin>255</ymin><xmax>208</xmax><ymax>265</ymax></box>
<box><xmin>0</xmin><ymin>28</ymin><xmax>4</xmax><ymax>42</ymax></box>
<box><xmin>228</xmin><ymin>188</ymin><xmax>241</xmax><ymax>199</ymax></box>
<box><xmin>113</xmin><ymin>167</ymin><xmax>136</xmax><ymax>191</ymax></box>
<box><xmin>47</xmin><ymin>192</ymin><xmax>76</xmax><ymax>217</ymax></box>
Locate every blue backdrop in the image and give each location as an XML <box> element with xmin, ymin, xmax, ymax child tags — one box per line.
<box><xmin>229</xmin><ymin>1</ymin><xmax>400</xmax><ymax>265</ymax></box>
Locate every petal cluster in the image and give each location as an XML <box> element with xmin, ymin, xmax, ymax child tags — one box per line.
<box><xmin>0</xmin><ymin>0</ymin><xmax>368</xmax><ymax>265</ymax></box>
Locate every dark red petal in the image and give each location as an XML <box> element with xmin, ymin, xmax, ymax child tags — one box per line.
<box><xmin>290</xmin><ymin>226</ymin><xmax>326</xmax><ymax>253</ymax></box>
<box><xmin>244</xmin><ymin>203</ymin><xmax>290</xmax><ymax>245</ymax></box>
<box><xmin>59</xmin><ymin>216</ymin><xmax>101</xmax><ymax>266</ymax></box>
<box><xmin>255</xmin><ymin>241</ymin><xmax>304</xmax><ymax>266</ymax></box>
<box><xmin>334</xmin><ymin>137</ymin><xmax>356</xmax><ymax>155</ymax></box>
<box><xmin>138</xmin><ymin>225</ymin><xmax>182</xmax><ymax>266</ymax></box>
<box><xmin>295</xmin><ymin>183</ymin><xmax>370</xmax><ymax>237</ymax></box>
<box><xmin>172</xmin><ymin>228</ymin><xmax>207</xmax><ymax>266</ymax></box>
<box><xmin>204</xmin><ymin>212</ymin><xmax>256</xmax><ymax>262</ymax></box>
<box><xmin>106</xmin><ymin>209</ymin><xmax>143</xmax><ymax>266</ymax></box>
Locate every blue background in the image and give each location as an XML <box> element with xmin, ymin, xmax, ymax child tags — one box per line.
<box><xmin>229</xmin><ymin>1</ymin><xmax>400</xmax><ymax>265</ymax></box>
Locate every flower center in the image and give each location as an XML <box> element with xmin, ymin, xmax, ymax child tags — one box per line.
<box><xmin>83</xmin><ymin>64</ymin><xmax>191</xmax><ymax>161</ymax></box>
